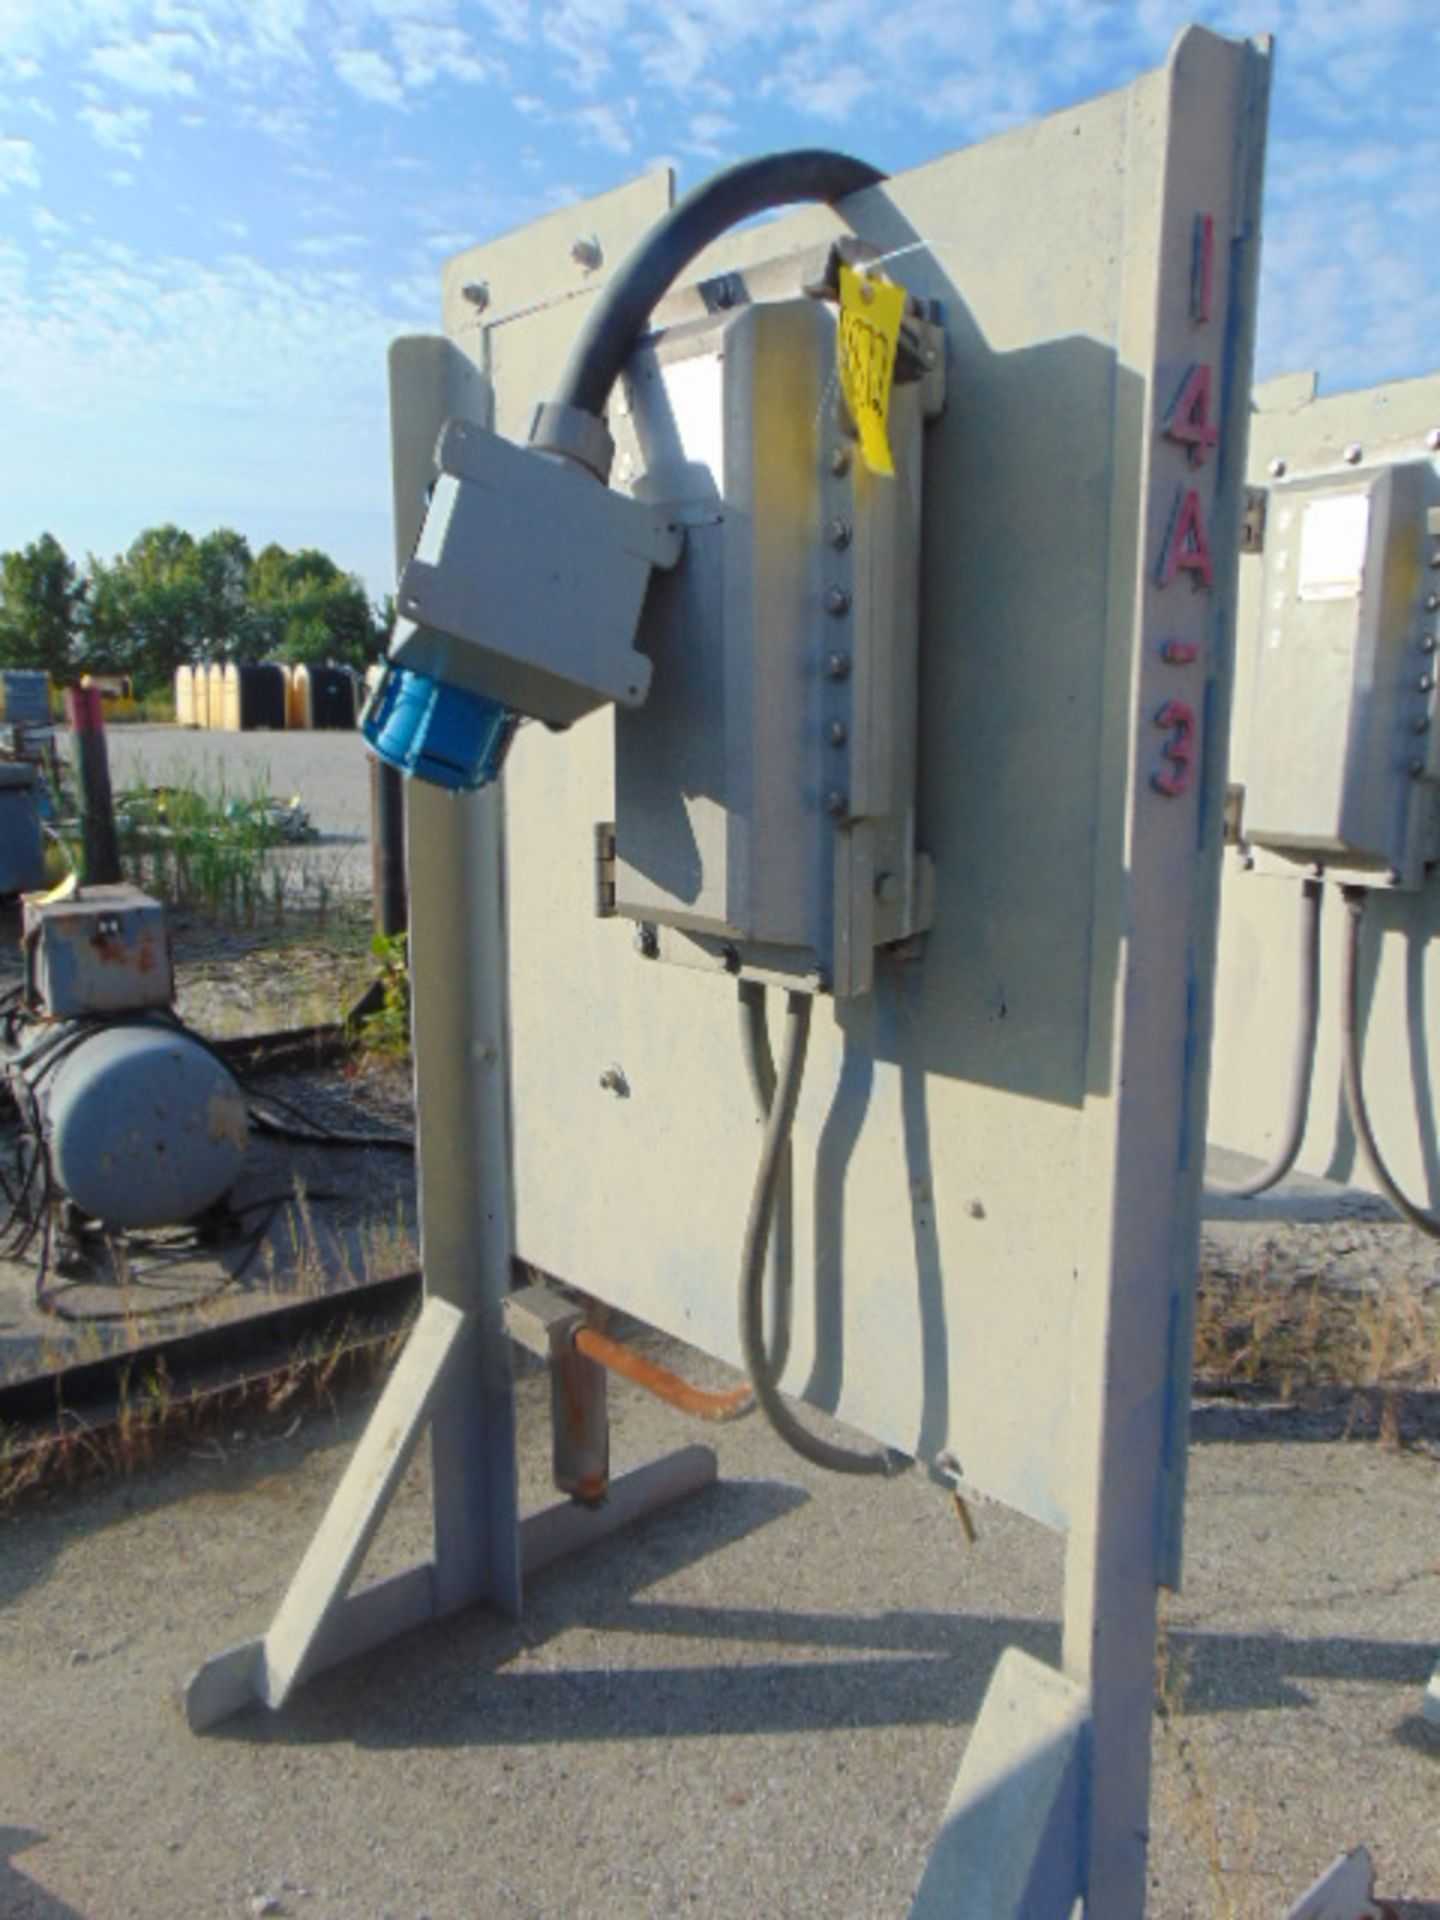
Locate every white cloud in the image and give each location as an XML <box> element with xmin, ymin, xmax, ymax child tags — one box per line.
<box><xmin>575</xmin><ymin>100</ymin><xmax>634</xmax><ymax>154</ymax></box>
<box><xmin>91</xmin><ymin>29</ymin><xmax>202</xmax><ymax>96</ymax></box>
<box><xmin>333</xmin><ymin>46</ymin><xmax>405</xmax><ymax>108</ymax></box>
<box><xmin>0</xmin><ymin>135</ymin><xmax>39</xmax><ymax>191</ymax></box>
<box><xmin>31</xmin><ymin>204</ymin><xmax>67</xmax><ymax>235</ymax></box>
<box><xmin>79</xmin><ymin>101</ymin><xmax>151</xmax><ymax>156</ymax></box>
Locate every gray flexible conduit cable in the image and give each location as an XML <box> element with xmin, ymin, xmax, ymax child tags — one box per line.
<box><xmin>1339</xmin><ymin>885</ymin><xmax>1440</xmax><ymax>1240</ymax></box>
<box><xmin>738</xmin><ymin>980</ymin><xmax>792</xmax><ymax>1378</ymax></box>
<box><xmin>738</xmin><ymin>985</ymin><xmax>907</xmax><ymax>1478</ymax></box>
<box><xmin>1210</xmin><ymin>876</ymin><xmax>1324</xmax><ymax>1199</ymax></box>
<box><xmin>541</xmin><ymin>149</ymin><xmax>886</xmax><ymax>429</ymax></box>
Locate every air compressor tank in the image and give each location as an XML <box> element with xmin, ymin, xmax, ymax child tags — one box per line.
<box><xmin>37</xmin><ymin>1022</ymin><xmax>248</xmax><ymax>1230</ymax></box>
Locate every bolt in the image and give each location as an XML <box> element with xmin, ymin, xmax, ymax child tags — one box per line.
<box><xmin>598</xmin><ymin>1065</ymin><xmax>627</xmax><ymax>1095</ymax></box>
<box><xmin>570</xmin><ymin>235</ymin><xmax>603</xmax><ymax>271</ymax></box>
<box><xmin>1411</xmin><ymin>758</ymin><xmax>1426</xmax><ymax>777</ymax></box>
<box><xmin>633</xmin><ymin>924</ymin><xmax>658</xmax><ymax>959</ymax></box>
<box><xmin>1428</xmin><ymin>428</ymin><xmax>1440</xmax><ymax>452</ymax></box>
<box><xmin>1421</xmin><ymin>675</ymin><xmax>1435</xmax><ymax>693</ymax></box>
<box><xmin>1427</xmin><ymin>596</ymin><xmax>1440</xmax><ymax>613</ymax></box>
<box><xmin>1424</xmin><ymin>633</ymin><xmax>1438</xmax><ymax>652</ymax></box>
<box><xmin>1342</xmin><ymin>441</ymin><xmax>1363</xmax><ymax>465</ymax></box>
<box><xmin>827</xmin><ymin>517</ymin><xmax>853</xmax><ymax>550</ymax></box>
<box><xmin>874</xmin><ymin>870</ymin><xmax>900</xmax><ymax>903</ymax></box>
<box><xmin>824</xmin><ymin>789</ymin><xmax>849</xmax><ymax>818</ymax></box>
<box><xmin>1268</xmin><ymin>456</ymin><xmax>1287</xmax><ymax>478</ymax></box>
<box><xmin>830</xmin><ymin>446</ymin><xmax>852</xmax><ymax>477</ymax></box>
<box><xmin>1415</xmin><ymin>715</ymin><xmax>1431</xmax><ymax>733</ymax></box>
<box><xmin>713</xmin><ymin>278</ymin><xmax>735</xmax><ymax>309</ymax></box>
<box><xmin>721</xmin><ymin>944</ymin><xmax>742</xmax><ymax>974</ymax></box>
<box><xmin>921</xmin><ymin>345</ymin><xmax>938</xmax><ymax>368</ymax></box>
<box><xmin>824</xmin><ymin>651</ymin><xmax>851</xmax><ymax>680</ymax></box>
<box><xmin>825</xmin><ymin>585</ymin><xmax>852</xmax><ymax>616</ymax></box>
<box><xmin>460</xmin><ymin>280</ymin><xmax>490</xmax><ymax>312</ymax></box>
<box><xmin>827</xmin><ymin>719</ymin><xmax>848</xmax><ymax>747</ymax></box>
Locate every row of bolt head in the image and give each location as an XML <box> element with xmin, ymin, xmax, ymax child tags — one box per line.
<box><xmin>1269</xmin><ymin>427</ymin><xmax>1440</xmax><ymax>478</ymax></box>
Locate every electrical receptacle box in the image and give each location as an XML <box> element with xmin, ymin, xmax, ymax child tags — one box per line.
<box><xmin>22</xmin><ymin>884</ymin><xmax>173</xmax><ymax>1018</ymax></box>
<box><xmin>1244</xmin><ymin>459</ymin><xmax>1440</xmax><ymax>884</ymax></box>
<box><xmin>608</xmin><ymin>291</ymin><xmax>941</xmax><ymax>998</ymax></box>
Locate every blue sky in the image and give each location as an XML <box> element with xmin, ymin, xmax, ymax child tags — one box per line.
<box><xmin>0</xmin><ymin>0</ymin><xmax>1435</xmax><ymax>604</ymax></box>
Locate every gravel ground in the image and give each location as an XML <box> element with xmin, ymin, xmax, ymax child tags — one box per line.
<box><xmin>1</xmin><ymin>1330</ymin><xmax>1437</xmax><ymax>1920</ymax></box>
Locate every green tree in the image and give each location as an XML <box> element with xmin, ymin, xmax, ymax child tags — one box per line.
<box><xmin>85</xmin><ymin>524</ymin><xmax>207</xmax><ymax>692</ymax></box>
<box><xmin>194</xmin><ymin>527</ymin><xmax>254</xmax><ymax>661</ymax></box>
<box><xmin>0</xmin><ymin>533</ymin><xmax>85</xmax><ymax>679</ymax></box>
<box><xmin>247</xmin><ymin>543</ymin><xmax>383</xmax><ymax>669</ymax></box>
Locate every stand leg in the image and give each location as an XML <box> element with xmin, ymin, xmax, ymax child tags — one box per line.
<box><xmin>184</xmin><ymin>1440</ymin><xmax>716</xmax><ymax>1732</ymax></box>
<box><xmin>908</xmin><ymin>1650</ymin><xmax>1087</xmax><ymax>1920</ymax></box>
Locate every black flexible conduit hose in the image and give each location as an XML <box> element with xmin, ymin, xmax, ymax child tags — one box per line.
<box><xmin>739</xmin><ymin>986</ymin><xmax>907</xmax><ymax>1478</ymax></box>
<box><xmin>738</xmin><ymin>980</ymin><xmax>792</xmax><ymax>1379</ymax></box>
<box><xmin>1210</xmin><ymin>876</ymin><xmax>1324</xmax><ymax>1199</ymax></box>
<box><xmin>540</xmin><ymin>149</ymin><xmax>886</xmax><ymax>429</ymax></box>
<box><xmin>1340</xmin><ymin>885</ymin><xmax>1440</xmax><ymax>1239</ymax></box>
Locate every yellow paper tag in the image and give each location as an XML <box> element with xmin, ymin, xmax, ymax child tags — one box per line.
<box><xmin>27</xmin><ymin>871</ymin><xmax>77</xmax><ymax>907</ymax></box>
<box><xmin>838</xmin><ymin>263</ymin><xmax>906</xmax><ymax>477</ymax></box>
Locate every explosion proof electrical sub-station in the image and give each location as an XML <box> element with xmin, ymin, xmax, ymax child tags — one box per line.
<box><xmin>188</xmin><ymin>28</ymin><xmax>1277</xmax><ymax>1917</ymax></box>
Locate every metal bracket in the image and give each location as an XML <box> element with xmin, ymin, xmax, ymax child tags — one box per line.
<box><xmin>503</xmin><ymin>1282</ymin><xmax>610</xmax><ymax>1504</ymax></box>
<box><xmin>1241</xmin><ymin>483</ymin><xmax>1267</xmax><ymax>553</ymax></box>
<box><xmin>594</xmin><ymin>821</ymin><xmax>617</xmax><ymax>918</ymax></box>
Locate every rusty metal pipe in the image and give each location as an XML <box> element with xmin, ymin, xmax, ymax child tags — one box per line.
<box><xmin>573</xmin><ymin>1325</ymin><xmax>753</xmax><ymax>1424</ymax></box>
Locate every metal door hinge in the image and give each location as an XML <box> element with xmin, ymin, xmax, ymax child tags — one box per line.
<box><xmin>594</xmin><ymin>821</ymin><xmax>617</xmax><ymax>917</ymax></box>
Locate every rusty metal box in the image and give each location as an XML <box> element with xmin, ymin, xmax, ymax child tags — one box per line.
<box><xmin>23</xmin><ymin>884</ymin><xmax>173</xmax><ymax>1018</ymax></box>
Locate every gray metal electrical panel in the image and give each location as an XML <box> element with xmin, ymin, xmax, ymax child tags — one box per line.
<box><xmin>610</xmin><ymin>289</ymin><xmax>940</xmax><ymax>998</ymax></box>
<box><xmin>1244</xmin><ymin>460</ymin><xmax>1440</xmax><ymax>882</ymax></box>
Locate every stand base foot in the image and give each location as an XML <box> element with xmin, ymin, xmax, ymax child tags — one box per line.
<box><xmin>184</xmin><ymin>1444</ymin><xmax>717</xmax><ymax>1732</ymax></box>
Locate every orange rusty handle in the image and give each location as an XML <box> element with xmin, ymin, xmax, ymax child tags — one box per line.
<box><xmin>573</xmin><ymin>1325</ymin><xmax>754</xmax><ymax>1424</ymax></box>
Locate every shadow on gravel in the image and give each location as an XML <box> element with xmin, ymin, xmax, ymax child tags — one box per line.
<box><xmin>0</xmin><ymin>1829</ymin><xmax>88</xmax><ymax>1919</ymax></box>
<box><xmin>196</xmin><ymin>1471</ymin><xmax>1436</xmax><ymax>1750</ymax></box>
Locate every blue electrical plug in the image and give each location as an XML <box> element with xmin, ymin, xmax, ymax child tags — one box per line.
<box><xmin>362</xmin><ymin>663</ymin><xmax>520</xmax><ymax>791</ymax></box>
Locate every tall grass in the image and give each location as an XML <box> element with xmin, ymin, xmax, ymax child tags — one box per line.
<box><xmin>105</xmin><ymin>769</ymin><xmax>310</xmax><ymax>923</ymax></box>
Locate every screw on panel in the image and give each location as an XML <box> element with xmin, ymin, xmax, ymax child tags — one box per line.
<box><xmin>827</xmin><ymin>518</ymin><xmax>853</xmax><ymax>549</ymax></box>
<box><xmin>1268</xmin><ymin>456</ymin><xmax>1287</xmax><ymax>478</ymax></box>
<box><xmin>1421</xmin><ymin>675</ymin><xmax>1435</xmax><ymax>693</ymax></box>
<box><xmin>827</xmin><ymin>720</ymin><xmax>848</xmax><ymax>747</ymax></box>
<box><xmin>1415</xmin><ymin>715</ymin><xmax>1431</xmax><ymax>733</ymax></box>
<box><xmin>825</xmin><ymin>651</ymin><xmax>851</xmax><ymax>680</ymax></box>
<box><xmin>571</xmin><ymin>235</ymin><xmax>603</xmax><ymax>271</ymax></box>
<box><xmin>598</xmin><ymin>1065</ymin><xmax>629</xmax><ymax>1096</ymax></box>
<box><xmin>824</xmin><ymin>789</ymin><xmax>849</xmax><ymax>818</ymax></box>
<box><xmin>825</xmin><ymin>586</ymin><xmax>852</xmax><ymax>616</ymax></box>
<box><xmin>1424</xmin><ymin>633</ymin><xmax>1439</xmax><ymax>652</ymax></box>
<box><xmin>1411</xmin><ymin>759</ymin><xmax>1426</xmax><ymax>777</ymax></box>
<box><xmin>460</xmin><ymin>281</ymin><xmax>490</xmax><ymax>312</ymax></box>
<box><xmin>1342</xmin><ymin>442</ymin><xmax>1363</xmax><ymax>465</ymax></box>
<box><xmin>830</xmin><ymin>446</ymin><xmax>852</xmax><ymax>477</ymax></box>
<box><xmin>634</xmin><ymin>924</ymin><xmax>659</xmax><ymax>958</ymax></box>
